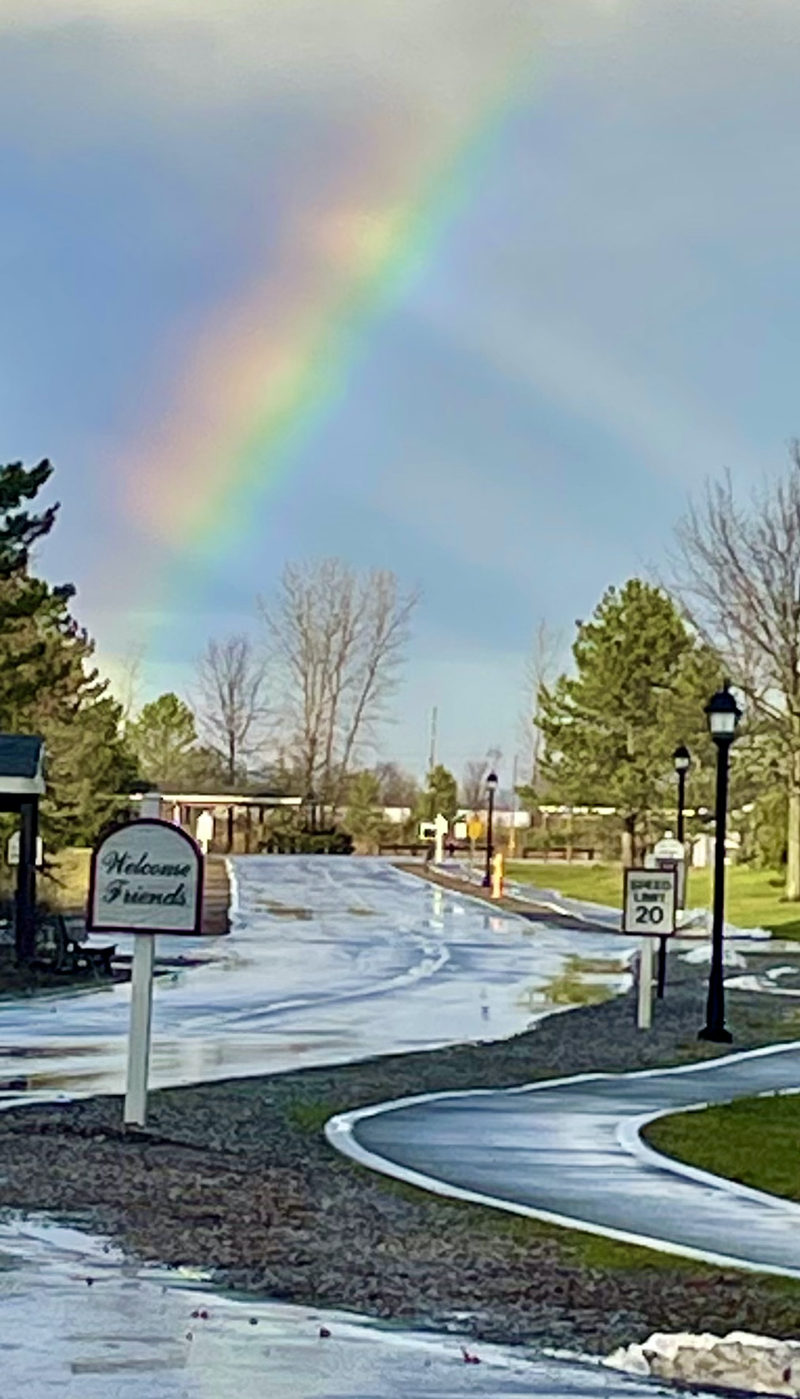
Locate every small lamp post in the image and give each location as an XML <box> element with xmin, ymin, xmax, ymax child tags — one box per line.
<box><xmin>305</xmin><ymin>789</ymin><xmax>317</xmax><ymax>834</ymax></box>
<box><xmin>655</xmin><ymin>745</ymin><xmax>691</xmax><ymax>1001</ymax></box>
<box><xmin>698</xmin><ymin>683</ymin><xmax>742</xmax><ymax>1044</ymax></box>
<box><xmin>673</xmin><ymin>744</ymin><xmax>691</xmax><ymax>848</ymax></box>
<box><xmin>482</xmin><ymin>770</ymin><xmax>499</xmax><ymax>888</ymax></box>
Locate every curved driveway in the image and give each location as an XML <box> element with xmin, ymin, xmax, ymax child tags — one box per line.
<box><xmin>329</xmin><ymin>1042</ymin><xmax>800</xmax><ymax>1277</ymax></box>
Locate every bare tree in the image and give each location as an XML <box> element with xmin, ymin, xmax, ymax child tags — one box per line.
<box><xmin>260</xmin><ymin>560</ymin><xmax>418</xmax><ymax>811</ymax></box>
<box><xmin>519</xmin><ymin>620</ymin><xmax>562</xmax><ymax>790</ymax></box>
<box><xmin>461</xmin><ymin>759</ymin><xmax>488</xmax><ymax>810</ymax></box>
<box><xmin>114</xmin><ymin>644</ymin><xmax>145</xmax><ymax>729</ymax></box>
<box><xmin>196</xmin><ymin>635</ymin><xmax>267</xmax><ymax>785</ymax></box>
<box><xmin>673</xmin><ymin>450</ymin><xmax>800</xmax><ymax>897</ymax></box>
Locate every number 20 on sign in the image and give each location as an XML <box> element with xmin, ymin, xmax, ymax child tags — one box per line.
<box><xmin>623</xmin><ymin>869</ymin><xmax>677</xmax><ymax>935</ymax></box>
<box><xmin>623</xmin><ymin>869</ymin><xmax>677</xmax><ymax>1033</ymax></box>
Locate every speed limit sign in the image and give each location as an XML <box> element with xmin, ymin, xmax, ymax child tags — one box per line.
<box><xmin>623</xmin><ymin>869</ymin><xmax>677</xmax><ymax>936</ymax></box>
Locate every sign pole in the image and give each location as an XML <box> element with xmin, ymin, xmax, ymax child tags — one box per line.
<box><xmin>656</xmin><ymin>936</ymin><xmax>668</xmax><ymax>1000</ymax></box>
<box><xmin>637</xmin><ymin>935</ymin><xmax>654</xmax><ymax>1030</ymax></box>
<box><xmin>87</xmin><ymin>815</ymin><xmax>205</xmax><ymax>1130</ymax></box>
<box><xmin>125</xmin><ymin>933</ymin><xmax>155</xmax><ymax>1127</ymax></box>
<box><xmin>434</xmin><ymin>812</ymin><xmax>448</xmax><ymax>864</ymax></box>
<box><xmin>623</xmin><ymin>867</ymin><xmax>677</xmax><ymax>1030</ymax></box>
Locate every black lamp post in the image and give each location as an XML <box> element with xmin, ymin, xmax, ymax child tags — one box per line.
<box><xmin>305</xmin><ymin>789</ymin><xmax>317</xmax><ymax>834</ymax></box>
<box><xmin>673</xmin><ymin>744</ymin><xmax>691</xmax><ymax>848</ymax></box>
<box><xmin>656</xmin><ymin>745</ymin><xmax>692</xmax><ymax>1001</ymax></box>
<box><xmin>698</xmin><ymin>683</ymin><xmax>742</xmax><ymax>1044</ymax></box>
<box><xmin>482</xmin><ymin>770</ymin><xmax>499</xmax><ymax>888</ymax></box>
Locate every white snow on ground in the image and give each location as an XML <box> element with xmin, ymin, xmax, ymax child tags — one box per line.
<box><xmin>606</xmin><ymin>1331</ymin><xmax>800</xmax><ymax>1396</ymax></box>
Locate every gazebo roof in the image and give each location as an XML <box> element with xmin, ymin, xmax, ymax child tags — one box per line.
<box><xmin>0</xmin><ymin>734</ymin><xmax>45</xmax><ymax>796</ymax></box>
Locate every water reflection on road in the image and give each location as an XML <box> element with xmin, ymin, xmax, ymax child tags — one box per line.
<box><xmin>0</xmin><ymin>858</ymin><xmax>634</xmax><ymax>1102</ymax></box>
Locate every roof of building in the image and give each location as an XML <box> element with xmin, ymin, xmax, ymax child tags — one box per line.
<box><xmin>131</xmin><ymin>789</ymin><xmax>302</xmax><ymax>808</ymax></box>
<box><xmin>0</xmin><ymin>734</ymin><xmax>45</xmax><ymax>796</ymax></box>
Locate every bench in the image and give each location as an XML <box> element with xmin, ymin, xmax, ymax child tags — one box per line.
<box><xmin>37</xmin><ymin>915</ymin><xmax>116</xmax><ymax>979</ymax></box>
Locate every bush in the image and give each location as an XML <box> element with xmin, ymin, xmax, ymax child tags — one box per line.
<box><xmin>258</xmin><ymin>828</ymin><xmax>354</xmax><ymax>855</ymax></box>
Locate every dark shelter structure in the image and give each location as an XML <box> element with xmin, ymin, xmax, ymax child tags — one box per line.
<box><xmin>0</xmin><ymin>735</ymin><xmax>45</xmax><ymax>964</ymax></box>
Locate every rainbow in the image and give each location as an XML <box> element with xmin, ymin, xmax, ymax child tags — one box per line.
<box><xmin>126</xmin><ymin>51</ymin><xmax>537</xmax><ymax>598</ymax></box>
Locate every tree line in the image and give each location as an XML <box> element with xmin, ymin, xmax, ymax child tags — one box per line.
<box><xmin>532</xmin><ymin>444</ymin><xmax>800</xmax><ymax>893</ymax></box>
<box><xmin>0</xmin><ymin>458</ymin><xmax>423</xmax><ymax>851</ymax></box>
<box><xmin>10</xmin><ymin>443</ymin><xmax>800</xmax><ymax>886</ymax></box>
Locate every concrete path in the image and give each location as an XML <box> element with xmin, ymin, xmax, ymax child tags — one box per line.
<box><xmin>330</xmin><ymin>1042</ymin><xmax>800</xmax><ymax>1277</ymax></box>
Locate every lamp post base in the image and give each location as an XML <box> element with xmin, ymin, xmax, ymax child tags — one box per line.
<box><xmin>481</xmin><ymin>875</ymin><xmax>491</xmax><ymax>888</ymax></box>
<box><xmin>698</xmin><ymin>1024</ymin><xmax>733</xmax><ymax>1044</ymax></box>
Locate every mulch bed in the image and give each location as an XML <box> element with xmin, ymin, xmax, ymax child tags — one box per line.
<box><xmin>3</xmin><ymin>959</ymin><xmax>800</xmax><ymax>1354</ymax></box>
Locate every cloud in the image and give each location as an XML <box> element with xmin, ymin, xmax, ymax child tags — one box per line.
<box><xmin>443</xmin><ymin>309</ymin><xmax>763</xmax><ymax>490</ymax></box>
<box><xmin>0</xmin><ymin>1</ymin><xmax>543</xmax><ymax>129</ymax></box>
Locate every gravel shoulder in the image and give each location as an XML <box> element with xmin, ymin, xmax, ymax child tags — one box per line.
<box><xmin>3</xmin><ymin>959</ymin><xmax>800</xmax><ymax>1355</ymax></box>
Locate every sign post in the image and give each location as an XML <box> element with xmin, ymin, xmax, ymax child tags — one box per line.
<box><xmin>467</xmin><ymin>817</ymin><xmax>483</xmax><ymax>874</ymax></box>
<box><xmin>126</xmin><ymin>932</ymin><xmax>155</xmax><ymax>1126</ymax></box>
<box><xmin>622</xmin><ymin>870</ymin><xmax>677</xmax><ymax>1030</ymax></box>
<box><xmin>87</xmin><ymin>818</ymin><xmax>204</xmax><ymax>1128</ymax></box>
<box><xmin>652</xmin><ymin>834</ymin><xmax>686</xmax><ymax>998</ymax></box>
<box><xmin>434</xmin><ymin>812</ymin><xmax>449</xmax><ymax>864</ymax></box>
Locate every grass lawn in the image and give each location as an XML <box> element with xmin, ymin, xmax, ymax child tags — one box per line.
<box><xmin>39</xmin><ymin>847</ymin><xmax>91</xmax><ymax>910</ymax></box>
<box><xmin>0</xmin><ymin>847</ymin><xmax>91</xmax><ymax>913</ymax></box>
<box><xmin>507</xmin><ymin>860</ymin><xmax>800</xmax><ymax>938</ymax></box>
<box><xmin>645</xmin><ymin>1093</ymin><xmax>800</xmax><ymax>1203</ymax></box>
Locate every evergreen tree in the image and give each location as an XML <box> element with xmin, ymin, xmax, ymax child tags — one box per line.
<box><xmin>0</xmin><ymin>460</ymin><xmax>138</xmax><ymax>848</ymax></box>
<box><xmin>127</xmin><ymin>692</ymin><xmax>225</xmax><ymax>791</ymax></box>
<box><xmin>6</xmin><ymin>586</ymin><xmax>138</xmax><ymax>847</ymax></box>
<box><xmin>537</xmin><ymin>579</ymin><xmax>723</xmax><ymax>864</ymax></box>
<box><xmin>0</xmin><ymin>460</ymin><xmax>70</xmax><ymax>721</ymax></box>
<box><xmin>418</xmin><ymin>763</ymin><xmax>459</xmax><ymax>823</ymax></box>
<box><xmin>343</xmin><ymin>770</ymin><xmax>383</xmax><ymax>851</ymax></box>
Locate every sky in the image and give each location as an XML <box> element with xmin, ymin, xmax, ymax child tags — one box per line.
<box><xmin>2</xmin><ymin>0</ymin><xmax>800</xmax><ymax>782</ymax></box>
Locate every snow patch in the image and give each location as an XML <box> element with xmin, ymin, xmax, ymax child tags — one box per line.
<box><xmin>607</xmin><ymin>1331</ymin><xmax>800</xmax><ymax>1395</ymax></box>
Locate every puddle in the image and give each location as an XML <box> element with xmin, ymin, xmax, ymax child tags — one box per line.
<box><xmin>0</xmin><ymin>1216</ymin><xmax>681</xmax><ymax>1398</ymax></box>
<box><xmin>523</xmin><ymin>954</ymin><xmax>630</xmax><ymax>1009</ymax></box>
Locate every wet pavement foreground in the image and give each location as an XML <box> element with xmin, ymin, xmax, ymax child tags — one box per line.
<box><xmin>0</xmin><ymin>858</ymin><xmax>651</xmax><ymax>1396</ymax></box>
<box><xmin>0</xmin><ymin>1218</ymin><xmax>689</xmax><ymax>1399</ymax></box>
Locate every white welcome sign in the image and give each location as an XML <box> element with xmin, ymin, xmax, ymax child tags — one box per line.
<box><xmin>87</xmin><ymin>818</ymin><xmax>205</xmax><ymax>1132</ymax></box>
<box><xmin>88</xmin><ymin>818</ymin><xmax>203</xmax><ymax>935</ymax></box>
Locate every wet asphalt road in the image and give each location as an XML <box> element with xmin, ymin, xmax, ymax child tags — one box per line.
<box><xmin>0</xmin><ymin>858</ymin><xmax>633</xmax><ymax>1102</ymax></box>
<box><xmin>333</xmin><ymin>1043</ymin><xmax>800</xmax><ymax>1277</ymax></box>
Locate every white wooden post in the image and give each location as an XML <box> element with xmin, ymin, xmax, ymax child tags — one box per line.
<box><xmin>125</xmin><ymin>934</ymin><xmax>155</xmax><ymax>1127</ymax></box>
<box><xmin>434</xmin><ymin>813</ymin><xmax>448</xmax><ymax>864</ymax></box>
<box><xmin>637</xmin><ymin>936</ymin><xmax>654</xmax><ymax>1030</ymax></box>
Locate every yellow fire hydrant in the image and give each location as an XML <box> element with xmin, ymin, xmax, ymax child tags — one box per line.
<box><xmin>491</xmin><ymin>851</ymin><xmax>505</xmax><ymax>900</ymax></box>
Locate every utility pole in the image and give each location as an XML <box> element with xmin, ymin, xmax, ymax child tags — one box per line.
<box><xmin>508</xmin><ymin>754</ymin><xmax>519</xmax><ymax>858</ymax></box>
<box><xmin>428</xmin><ymin>706</ymin><xmax>438</xmax><ymax>776</ymax></box>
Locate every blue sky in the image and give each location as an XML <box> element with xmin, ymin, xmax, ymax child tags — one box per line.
<box><xmin>2</xmin><ymin>1</ymin><xmax>800</xmax><ymax>781</ymax></box>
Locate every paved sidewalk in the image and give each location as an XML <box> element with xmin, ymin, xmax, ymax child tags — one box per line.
<box><xmin>331</xmin><ymin>1042</ymin><xmax>800</xmax><ymax>1276</ymax></box>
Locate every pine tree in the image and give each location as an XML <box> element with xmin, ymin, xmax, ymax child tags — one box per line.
<box><xmin>537</xmin><ymin>580</ymin><xmax>723</xmax><ymax>864</ymax></box>
<box><xmin>0</xmin><ymin>460</ymin><xmax>137</xmax><ymax>848</ymax></box>
<box><xmin>418</xmin><ymin>764</ymin><xmax>459</xmax><ymax>823</ymax></box>
<box><xmin>127</xmin><ymin>692</ymin><xmax>226</xmax><ymax>791</ymax></box>
<box><xmin>6</xmin><ymin>586</ymin><xmax>138</xmax><ymax>847</ymax></box>
<box><xmin>344</xmin><ymin>770</ymin><xmax>383</xmax><ymax>852</ymax></box>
